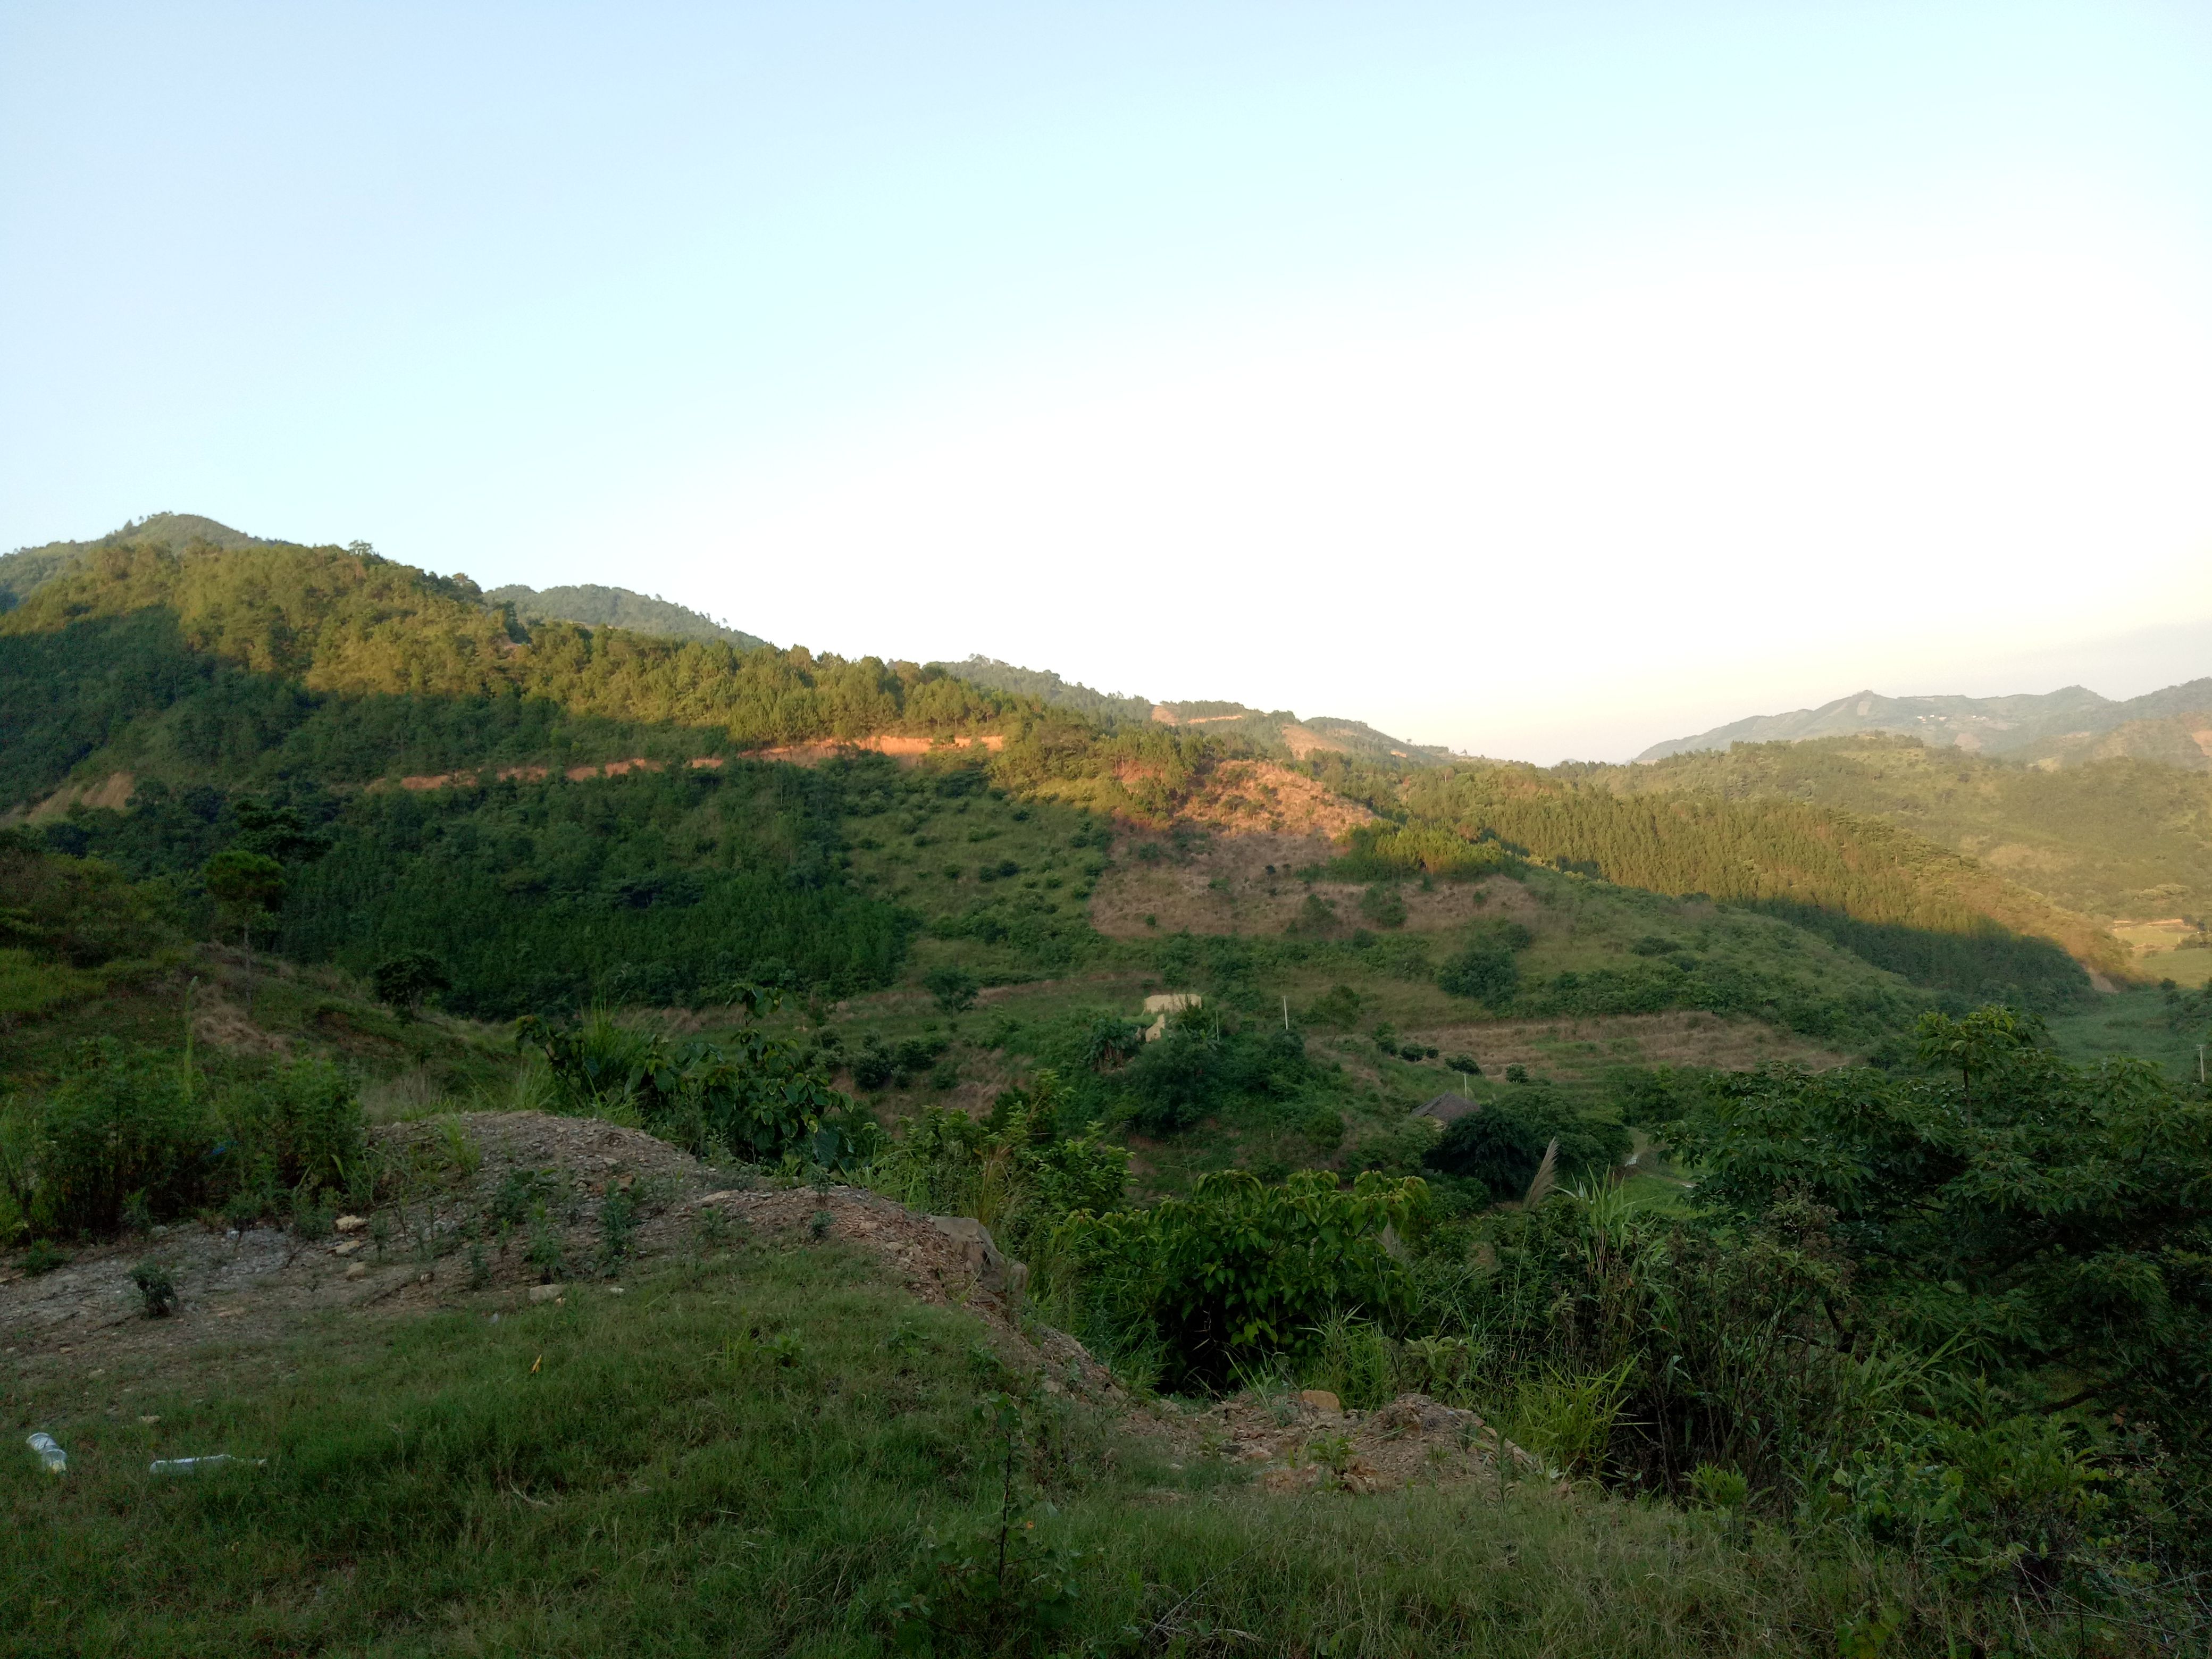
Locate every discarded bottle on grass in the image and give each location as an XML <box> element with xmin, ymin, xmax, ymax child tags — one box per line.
<box><xmin>149</xmin><ymin>1454</ymin><xmax>265</xmax><ymax>1475</ymax></box>
<box><xmin>26</xmin><ymin>1432</ymin><xmax>66</xmax><ymax>1476</ymax></box>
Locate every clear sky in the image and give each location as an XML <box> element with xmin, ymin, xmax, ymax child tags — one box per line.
<box><xmin>5</xmin><ymin>2</ymin><xmax>2209</xmax><ymax>761</ymax></box>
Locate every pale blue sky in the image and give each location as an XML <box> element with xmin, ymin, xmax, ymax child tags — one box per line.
<box><xmin>5</xmin><ymin>2</ymin><xmax>2209</xmax><ymax>759</ymax></box>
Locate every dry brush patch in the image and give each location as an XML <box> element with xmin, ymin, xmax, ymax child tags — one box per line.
<box><xmin>1088</xmin><ymin>832</ymin><xmax>1522</xmax><ymax>940</ymax></box>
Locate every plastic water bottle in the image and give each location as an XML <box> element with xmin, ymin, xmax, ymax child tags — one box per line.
<box><xmin>149</xmin><ymin>1454</ymin><xmax>263</xmax><ymax>1474</ymax></box>
<box><xmin>26</xmin><ymin>1432</ymin><xmax>66</xmax><ymax>1476</ymax></box>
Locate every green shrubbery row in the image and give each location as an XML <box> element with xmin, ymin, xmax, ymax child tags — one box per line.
<box><xmin>0</xmin><ymin>1041</ymin><xmax>366</xmax><ymax>1239</ymax></box>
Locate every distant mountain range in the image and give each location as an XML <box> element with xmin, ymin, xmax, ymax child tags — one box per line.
<box><xmin>1638</xmin><ymin>682</ymin><xmax>2212</xmax><ymax>770</ymax></box>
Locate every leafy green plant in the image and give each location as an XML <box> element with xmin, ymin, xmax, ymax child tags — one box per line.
<box><xmin>1059</xmin><ymin>1169</ymin><xmax>1425</xmax><ymax>1389</ymax></box>
<box><xmin>890</xmin><ymin>1392</ymin><xmax>1083</xmax><ymax>1656</ymax></box>
<box><xmin>598</xmin><ymin>1191</ymin><xmax>638</xmax><ymax>1273</ymax></box>
<box><xmin>1438</xmin><ymin>943</ymin><xmax>1518</xmax><ymax>1005</ymax></box>
<box><xmin>1358</xmin><ymin>884</ymin><xmax>1407</xmax><ymax>928</ymax></box>
<box><xmin>923</xmin><ymin>965</ymin><xmax>979</xmax><ymax>1014</ymax></box>
<box><xmin>31</xmin><ymin>1039</ymin><xmax>208</xmax><ymax>1234</ymax></box>
<box><xmin>1689</xmin><ymin>1463</ymin><xmax>1750</xmax><ymax>1511</ymax></box>
<box><xmin>526</xmin><ymin>1214</ymin><xmax>566</xmax><ymax>1283</ymax></box>
<box><xmin>516</xmin><ymin>986</ymin><xmax>880</xmax><ymax>1169</ymax></box>
<box><xmin>131</xmin><ymin>1261</ymin><xmax>178</xmax><ymax>1318</ymax></box>
<box><xmin>21</xmin><ymin>1238</ymin><xmax>70</xmax><ymax>1275</ymax></box>
<box><xmin>1422</xmin><ymin>1094</ymin><xmax>1629</xmax><ymax>1201</ymax></box>
<box><xmin>368</xmin><ymin>949</ymin><xmax>451</xmax><ymax>1021</ymax></box>
<box><xmin>1507</xmin><ymin>1362</ymin><xmax>1635</xmax><ymax>1479</ymax></box>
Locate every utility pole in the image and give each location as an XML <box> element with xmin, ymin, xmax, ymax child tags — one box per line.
<box><xmin>1282</xmin><ymin>994</ymin><xmax>1290</xmax><ymax>1032</ymax></box>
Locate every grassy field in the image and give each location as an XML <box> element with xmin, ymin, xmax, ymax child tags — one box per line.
<box><xmin>2046</xmin><ymin>985</ymin><xmax>2212</xmax><ymax>1083</ymax></box>
<box><xmin>6</xmin><ymin>1230</ymin><xmax>2038</xmax><ymax>1659</ymax></box>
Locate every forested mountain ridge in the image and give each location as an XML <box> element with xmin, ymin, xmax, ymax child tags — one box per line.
<box><xmin>1559</xmin><ymin>735</ymin><xmax>2212</xmax><ymax>925</ymax></box>
<box><xmin>483</xmin><ymin>581</ymin><xmax>769</xmax><ymax>650</ymax></box>
<box><xmin>0</xmin><ymin>524</ymin><xmax>2141</xmax><ymax>1010</ymax></box>
<box><xmin>1639</xmin><ymin>678</ymin><xmax>2212</xmax><ymax>764</ymax></box>
<box><xmin>0</xmin><ymin>534</ymin><xmax>1026</xmax><ymax>811</ymax></box>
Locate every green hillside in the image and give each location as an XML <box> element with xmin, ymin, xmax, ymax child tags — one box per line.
<box><xmin>929</xmin><ymin>655</ymin><xmax>1156</xmax><ymax>725</ymax></box>
<box><xmin>483</xmin><ymin>581</ymin><xmax>769</xmax><ymax>650</ymax></box>
<box><xmin>1593</xmin><ymin>735</ymin><xmax>2212</xmax><ymax>925</ymax></box>
<box><xmin>1</xmin><ymin>511</ymin><xmax>297</xmax><ymax>610</ymax></box>
<box><xmin>0</xmin><ymin>532</ymin><xmax>2140</xmax><ymax>1025</ymax></box>
<box><xmin>1335</xmin><ymin>760</ymin><xmax>2124</xmax><ymax>1006</ymax></box>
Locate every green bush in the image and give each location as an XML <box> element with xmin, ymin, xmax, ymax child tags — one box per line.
<box><xmin>221</xmin><ymin>1058</ymin><xmax>366</xmax><ymax>1204</ymax></box>
<box><xmin>1421</xmin><ymin>1094</ymin><xmax>1631</xmax><ymax>1201</ymax></box>
<box><xmin>130</xmin><ymin>1261</ymin><xmax>178</xmax><ymax>1317</ymax></box>
<box><xmin>1437</xmin><ymin>944</ymin><xmax>1518</xmax><ymax>1004</ymax></box>
<box><xmin>1058</xmin><ymin>1169</ymin><xmax>1424</xmax><ymax>1389</ymax></box>
<box><xmin>517</xmin><ymin>993</ymin><xmax>881</xmax><ymax>1170</ymax></box>
<box><xmin>33</xmin><ymin>1040</ymin><xmax>209</xmax><ymax>1234</ymax></box>
<box><xmin>1119</xmin><ymin>1019</ymin><xmax>1311</xmax><ymax>1135</ymax></box>
<box><xmin>924</xmin><ymin>964</ymin><xmax>980</xmax><ymax>1013</ymax></box>
<box><xmin>1357</xmin><ymin>884</ymin><xmax>1407</xmax><ymax>928</ymax></box>
<box><xmin>370</xmin><ymin>949</ymin><xmax>451</xmax><ymax>1019</ymax></box>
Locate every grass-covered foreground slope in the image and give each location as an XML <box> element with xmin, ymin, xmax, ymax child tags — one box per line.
<box><xmin>0</xmin><ymin>1235</ymin><xmax>1970</xmax><ymax>1659</ymax></box>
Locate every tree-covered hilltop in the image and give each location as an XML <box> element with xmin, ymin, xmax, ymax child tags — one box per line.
<box><xmin>1570</xmin><ymin>735</ymin><xmax>2212</xmax><ymax>924</ymax></box>
<box><xmin>483</xmin><ymin>581</ymin><xmax>769</xmax><ymax>650</ymax></box>
<box><xmin>0</xmin><ymin>535</ymin><xmax>1020</xmax><ymax>809</ymax></box>
<box><xmin>928</xmin><ymin>656</ymin><xmax>1157</xmax><ymax>725</ymax></box>
<box><xmin>1</xmin><ymin>511</ymin><xmax>298</xmax><ymax>610</ymax></box>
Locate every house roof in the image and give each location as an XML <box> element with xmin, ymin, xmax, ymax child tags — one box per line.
<box><xmin>1413</xmin><ymin>1091</ymin><xmax>1480</xmax><ymax>1124</ymax></box>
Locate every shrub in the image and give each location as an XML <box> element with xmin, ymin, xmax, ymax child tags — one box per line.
<box><xmin>131</xmin><ymin>1261</ymin><xmax>178</xmax><ymax>1318</ymax></box>
<box><xmin>222</xmin><ymin>1059</ymin><xmax>365</xmax><ymax>1203</ymax></box>
<box><xmin>1422</xmin><ymin>1095</ymin><xmax>1630</xmax><ymax>1201</ymax></box>
<box><xmin>1058</xmin><ymin>1169</ymin><xmax>1425</xmax><ymax>1389</ymax></box>
<box><xmin>1438</xmin><ymin>945</ymin><xmax>1518</xmax><ymax>1005</ymax></box>
<box><xmin>517</xmin><ymin>992</ymin><xmax>878</xmax><ymax>1170</ymax></box>
<box><xmin>1302</xmin><ymin>1108</ymin><xmax>1345</xmax><ymax>1153</ymax></box>
<box><xmin>1358</xmin><ymin>884</ymin><xmax>1408</xmax><ymax>928</ymax></box>
<box><xmin>1303</xmin><ymin>984</ymin><xmax>1363</xmax><ymax>1028</ymax></box>
<box><xmin>33</xmin><ymin>1040</ymin><xmax>209</xmax><ymax>1234</ymax></box>
<box><xmin>924</xmin><ymin>965</ymin><xmax>979</xmax><ymax>1014</ymax></box>
<box><xmin>370</xmin><ymin>949</ymin><xmax>451</xmax><ymax>1019</ymax></box>
<box><xmin>1120</xmin><ymin>1020</ymin><xmax>1310</xmax><ymax>1135</ymax></box>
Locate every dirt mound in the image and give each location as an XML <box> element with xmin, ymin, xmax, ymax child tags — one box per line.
<box><xmin>686</xmin><ymin>1185</ymin><xmax>1121</xmax><ymax>1403</ymax></box>
<box><xmin>1197</xmin><ymin>1389</ymin><xmax>1553</xmax><ymax>1497</ymax></box>
<box><xmin>0</xmin><ymin>1112</ymin><xmax>1116</xmax><ymax>1404</ymax></box>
